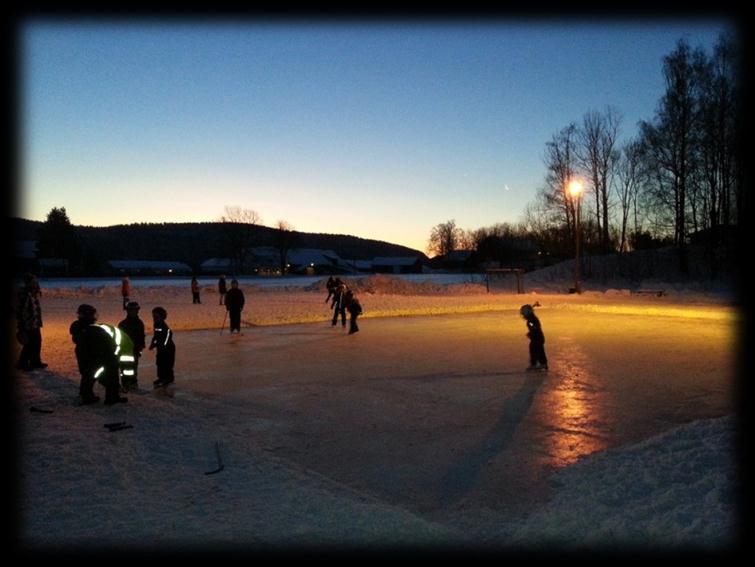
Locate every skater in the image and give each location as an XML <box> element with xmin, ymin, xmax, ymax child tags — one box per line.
<box><xmin>324</xmin><ymin>276</ymin><xmax>336</xmax><ymax>303</ymax></box>
<box><xmin>15</xmin><ymin>273</ymin><xmax>47</xmax><ymax>371</ymax></box>
<box><xmin>191</xmin><ymin>276</ymin><xmax>201</xmax><ymax>304</ymax></box>
<box><xmin>218</xmin><ymin>274</ymin><xmax>227</xmax><ymax>305</ymax></box>
<box><xmin>149</xmin><ymin>306</ymin><xmax>176</xmax><ymax>387</ymax></box>
<box><xmin>331</xmin><ymin>279</ymin><xmax>348</xmax><ymax>327</ymax></box>
<box><xmin>345</xmin><ymin>289</ymin><xmax>363</xmax><ymax>335</ymax></box>
<box><xmin>520</xmin><ymin>303</ymin><xmax>548</xmax><ymax>371</ymax></box>
<box><xmin>224</xmin><ymin>279</ymin><xmax>245</xmax><ymax>334</ymax></box>
<box><xmin>118</xmin><ymin>301</ymin><xmax>146</xmax><ymax>392</ymax></box>
<box><xmin>69</xmin><ymin>304</ymin><xmax>128</xmax><ymax>405</ymax></box>
<box><xmin>121</xmin><ymin>276</ymin><xmax>131</xmax><ymax>310</ymax></box>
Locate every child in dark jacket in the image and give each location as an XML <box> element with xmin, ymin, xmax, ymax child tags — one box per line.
<box><xmin>118</xmin><ymin>301</ymin><xmax>146</xmax><ymax>391</ymax></box>
<box><xmin>149</xmin><ymin>306</ymin><xmax>176</xmax><ymax>387</ymax></box>
<box><xmin>345</xmin><ymin>289</ymin><xmax>363</xmax><ymax>334</ymax></box>
<box><xmin>520</xmin><ymin>303</ymin><xmax>548</xmax><ymax>371</ymax></box>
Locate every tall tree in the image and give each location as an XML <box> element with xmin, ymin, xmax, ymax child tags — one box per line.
<box><xmin>543</xmin><ymin>124</ymin><xmax>579</xmax><ymax>239</ymax></box>
<box><xmin>638</xmin><ymin>39</ymin><xmax>700</xmax><ymax>274</ymax></box>
<box><xmin>577</xmin><ymin>107</ymin><xmax>622</xmax><ymax>254</ymax></box>
<box><xmin>36</xmin><ymin>206</ymin><xmax>80</xmax><ymax>270</ymax></box>
<box><xmin>427</xmin><ymin>219</ymin><xmax>462</xmax><ymax>257</ymax></box>
<box><xmin>615</xmin><ymin>139</ymin><xmax>644</xmax><ymax>253</ymax></box>
<box><xmin>219</xmin><ymin>206</ymin><xmax>262</xmax><ymax>275</ymax></box>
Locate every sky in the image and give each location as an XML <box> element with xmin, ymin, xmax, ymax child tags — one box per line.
<box><xmin>19</xmin><ymin>17</ymin><xmax>735</xmax><ymax>254</ymax></box>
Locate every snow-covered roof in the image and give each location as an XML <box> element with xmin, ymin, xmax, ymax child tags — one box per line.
<box><xmin>107</xmin><ymin>260</ymin><xmax>192</xmax><ymax>271</ymax></box>
<box><xmin>372</xmin><ymin>257</ymin><xmax>422</xmax><ymax>266</ymax></box>
<box><xmin>250</xmin><ymin>247</ymin><xmax>342</xmax><ymax>267</ymax></box>
<box><xmin>200</xmin><ymin>258</ymin><xmax>233</xmax><ymax>269</ymax></box>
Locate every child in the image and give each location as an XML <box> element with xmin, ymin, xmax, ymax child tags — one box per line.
<box><xmin>149</xmin><ymin>306</ymin><xmax>176</xmax><ymax>387</ymax></box>
<box><xmin>70</xmin><ymin>304</ymin><xmax>100</xmax><ymax>404</ymax></box>
<box><xmin>191</xmin><ymin>276</ymin><xmax>201</xmax><ymax>304</ymax></box>
<box><xmin>118</xmin><ymin>301</ymin><xmax>146</xmax><ymax>392</ymax></box>
<box><xmin>345</xmin><ymin>289</ymin><xmax>363</xmax><ymax>335</ymax></box>
<box><xmin>520</xmin><ymin>303</ymin><xmax>548</xmax><ymax>371</ymax></box>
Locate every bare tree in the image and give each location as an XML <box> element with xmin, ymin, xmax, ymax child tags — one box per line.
<box><xmin>615</xmin><ymin>139</ymin><xmax>643</xmax><ymax>253</ymax></box>
<box><xmin>577</xmin><ymin>107</ymin><xmax>622</xmax><ymax>254</ymax></box>
<box><xmin>427</xmin><ymin>219</ymin><xmax>462</xmax><ymax>257</ymax></box>
<box><xmin>543</xmin><ymin>124</ymin><xmax>579</xmax><ymax>239</ymax></box>
<box><xmin>219</xmin><ymin>206</ymin><xmax>262</xmax><ymax>275</ymax></box>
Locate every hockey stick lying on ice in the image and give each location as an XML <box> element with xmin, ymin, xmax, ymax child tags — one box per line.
<box><xmin>205</xmin><ymin>441</ymin><xmax>224</xmax><ymax>475</ymax></box>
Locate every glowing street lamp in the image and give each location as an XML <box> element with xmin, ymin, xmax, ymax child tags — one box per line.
<box><xmin>568</xmin><ymin>180</ymin><xmax>583</xmax><ymax>294</ymax></box>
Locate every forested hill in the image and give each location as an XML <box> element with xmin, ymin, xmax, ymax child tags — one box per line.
<box><xmin>11</xmin><ymin>218</ymin><xmax>427</xmax><ymax>265</ymax></box>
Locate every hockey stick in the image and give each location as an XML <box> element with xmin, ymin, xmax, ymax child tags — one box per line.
<box><xmin>220</xmin><ymin>309</ymin><xmax>228</xmax><ymax>335</ymax></box>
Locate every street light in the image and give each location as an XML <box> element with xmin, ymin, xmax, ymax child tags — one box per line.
<box><xmin>568</xmin><ymin>180</ymin><xmax>583</xmax><ymax>294</ymax></box>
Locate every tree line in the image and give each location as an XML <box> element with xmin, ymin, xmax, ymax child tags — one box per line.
<box><xmin>428</xmin><ymin>33</ymin><xmax>743</xmax><ymax>280</ymax></box>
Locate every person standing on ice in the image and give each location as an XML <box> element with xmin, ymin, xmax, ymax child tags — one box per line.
<box><xmin>330</xmin><ymin>279</ymin><xmax>348</xmax><ymax>327</ymax></box>
<box><xmin>191</xmin><ymin>276</ymin><xmax>201</xmax><ymax>304</ymax></box>
<box><xmin>218</xmin><ymin>274</ymin><xmax>227</xmax><ymax>305</ymax></box>
<box><xmin>224</xmin><ymin>279</ymin><xmax>246</xmax><ymax>334</ymax></box>
<box><xmin>520</xmin><ymin>303</ymin><xmax>548</xmax><ymax>371</ymax></box>
<box><xmin>69</xmin><ymin>304</ymin><xmax>129</xmax><ymax>405</ymax></box>
<box><xmin>15</xmin><ymin>273</ymin><xmax>47</xmax><ymax>371</ymax></box>
<box><xmin>149</xmin><ymin>306</ymin><xmax>176</xmax><ymax>387</ymax></box>
<box><xmin>324</xmin><ymin>276</ymin><xmax>336</xmax><ymax>303</ymax></box>
<box><xmin>344</xmin><ymin>289</ymin><xmax>363</xmax><ymax>335</ymax></box>
<box><xmin>118</xmin><ymin>301</ymin><xmax>146</xmax><ymax>392</ymax></box>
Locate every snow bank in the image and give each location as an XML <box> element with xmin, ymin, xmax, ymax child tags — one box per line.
<box><xmin>510</xmin><ymin>415</ymin><xmax>738</xmax><ymax>550</ymax></box>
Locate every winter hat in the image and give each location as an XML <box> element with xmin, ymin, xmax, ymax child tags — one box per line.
<box><xmin>125</xmin><ymin>301</ymin><xmax>141</xmax><ymax>310</ymax></box>
<box><xmin>152</xmin><ymin>306</ymin><xmax>168</xmax><ymax>319</ymax></box>
<box><xmin>519</xmin><ymin>304</ymin><xmax>534</xmax><ymax>317</ymax></box>
<box><xmin>77</xmin><ymin>304</ymin><xmax>97</xmax><ymax>319</ymax></box>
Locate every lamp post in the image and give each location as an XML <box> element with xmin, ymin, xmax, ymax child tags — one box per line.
<box><xmin>568</xmin><ymin>180</ymin><xmax>583</xmax><ymax>294</ymax></box>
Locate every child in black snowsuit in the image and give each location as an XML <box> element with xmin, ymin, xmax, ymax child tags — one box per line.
<box><xmin>345</xmin><ymin>289</ymin><xmax>363</xmax><ymax>334</ymax></box>
<box><xmin>520</xmin><ymin>303</ymin><xmax>548</xmax><ymax>371</ymax></box>
<box><xmin>70</xmin><ymin>304</ymin><xmax>100</xmax><ymax>404</ymax></box>
<box><xmin>331</xmin><ymin>281</ymin><xmax>348</xmax><ymax>327</ymax></box>
<box><xmin>224</xmin><ymin>279</ymin><xmax>246</xmax><ymax>334</ymax></box>
<box><xmin>149</xmin><ymin>306</ymin><xmax>176</xmax><ymax>387</ymax></box>
<box><xmin>118</xmin><ymin>301</ymin><xmax>146</xmax><ymax>391</ymax></box>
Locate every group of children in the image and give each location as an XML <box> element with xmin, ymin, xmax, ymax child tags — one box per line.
<box><xmin>71</xmin><ymin>275</ymin><xmax>547</xmax><ymax>406</ymax></box>
<box><xmin>70</xmin><ymin>300</ymin><xmax>176</xmax><ymax>405</ymax></box>
<box><xmin>325</xmin><ymin>276</ymin><xmax>363</xmax><ymax>335</ymax></box>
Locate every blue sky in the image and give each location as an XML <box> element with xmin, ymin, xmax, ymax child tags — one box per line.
<box><xmin>20</xmin><ymin>19</ymin><xmax>733</xmax><ymax>253</ymax></box>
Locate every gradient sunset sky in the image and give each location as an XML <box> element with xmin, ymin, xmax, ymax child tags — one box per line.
<box><xmin>20</xmin><ymin>17</ymin><xmax>733</xmax><ymax>253</ymax></box>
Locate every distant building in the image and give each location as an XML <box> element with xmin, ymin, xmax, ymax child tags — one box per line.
<box><xmin>13</xmin><ymin>240</ymin><xmax>38</xmax><ymax>274</ymax></box>
<box><xmin>200</xmin><ymin>257</ymin><xmax>234</xmax><ymax>275</ymax></box>
<box><xmin>371</xmin><ymin>256</ymin><xmax>424</xmax><ymax>274</ymax></box>
<box><xmin>106</xmin><ymin>260</ymin><xmax>192</xmax><ymax>275</ymax></box>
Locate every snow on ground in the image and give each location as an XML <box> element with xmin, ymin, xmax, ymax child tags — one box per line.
<box><xmin>11</xmin><ymin>273</ymin><xmax>742</xmax><ymax>553</ymax></box>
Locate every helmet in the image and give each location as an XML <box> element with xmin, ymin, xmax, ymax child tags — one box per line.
<box><xmin>519</xmin><ymin>304</ymin><xmax>533</xmax><ymax>317</ymax></box>
<box><xmin>152</xmin><ymin>306</ymin><xmax>167</xmax><ymax>319</ymax></box>
<box><xmin>77</xmin><ymin>304</ymin><xmax>97</xmax><ymax>319</ymax></box>
<box><xmin>125</xmin><ymin>301</ymin><xmax>140</xmax><ymax>310</ymax></box>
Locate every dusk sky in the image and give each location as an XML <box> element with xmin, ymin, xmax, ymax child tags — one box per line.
<box><xmin>20</xmin><ymin>18</ymin><xmax>733</xmax><ymax>254</ymax></box>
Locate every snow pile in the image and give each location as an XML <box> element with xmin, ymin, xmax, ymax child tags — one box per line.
<box><xmin>510</xmin><ymin>415</ymin><xmax>738</xmax><ymax>550</ymax></box>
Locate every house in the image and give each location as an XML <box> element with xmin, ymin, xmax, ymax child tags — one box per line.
<box><xmin>106</xmin><ymin>260</ymin><xmax>192</xmax><ymax>276</ymax></box>
<box><xmin>371</xmin><ymin>256</ymin><xmax>424</xmax><ymax>274</ymax></box>
<box><xmin>200</xmin><ymin>257</ymin><xmax>234</xmax><ymax>275</ymax></box>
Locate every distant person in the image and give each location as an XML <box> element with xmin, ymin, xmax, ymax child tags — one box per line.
<box><xmin>224</xmin><ymin>279</ymin><xmax>246</xmax><ymax>334</ymax></box>
<box><xmin>69</xmin><ymin>304</ymin><xmax>129</xmax><ymax>405</ymax></box>
<box><xmin>324</xmin><ymin>276</ymin><xmax>336</xmax><ymax>303</ymax></box>
<box><xmin>331</xmin><ymin>280</ymin><xmax>348</xmax><ymax>328</ymax></box>
<box><xmin>118</xmin><ymin>301</ymin><xmax>146</xmax><ymax>392</ymax></box>
<box><xmin>218</xmin><ymin>274</ymin><xmax>228</xmax><ymax>305</ymax></box>
<box><xmin>16</xmin><ymin>273</ymin><xmax>47</xmax><ymax>371</ymax></box>
<box><xmin>345</xmin><ymin>289</ymin><xmax>363</xmax><ymax>335</ymax></box>
<box><xmin>191</xmin><ymin>276</ymin><xmax>201</xmax><ymax>304</ymax></box>
<box><xmin>149</xmin><ymin>306</ymin><xmax>176</xmax><ymax>387</ymax></box>
<box><xmin>121</xmin><ymin>276</ymin><xmax>131</xmax><ymax>310</ymax></box>
<box><xmin>520</xmin><ymin>303</ymin><xmax>548</xmax><ymax>371</ymax></box>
